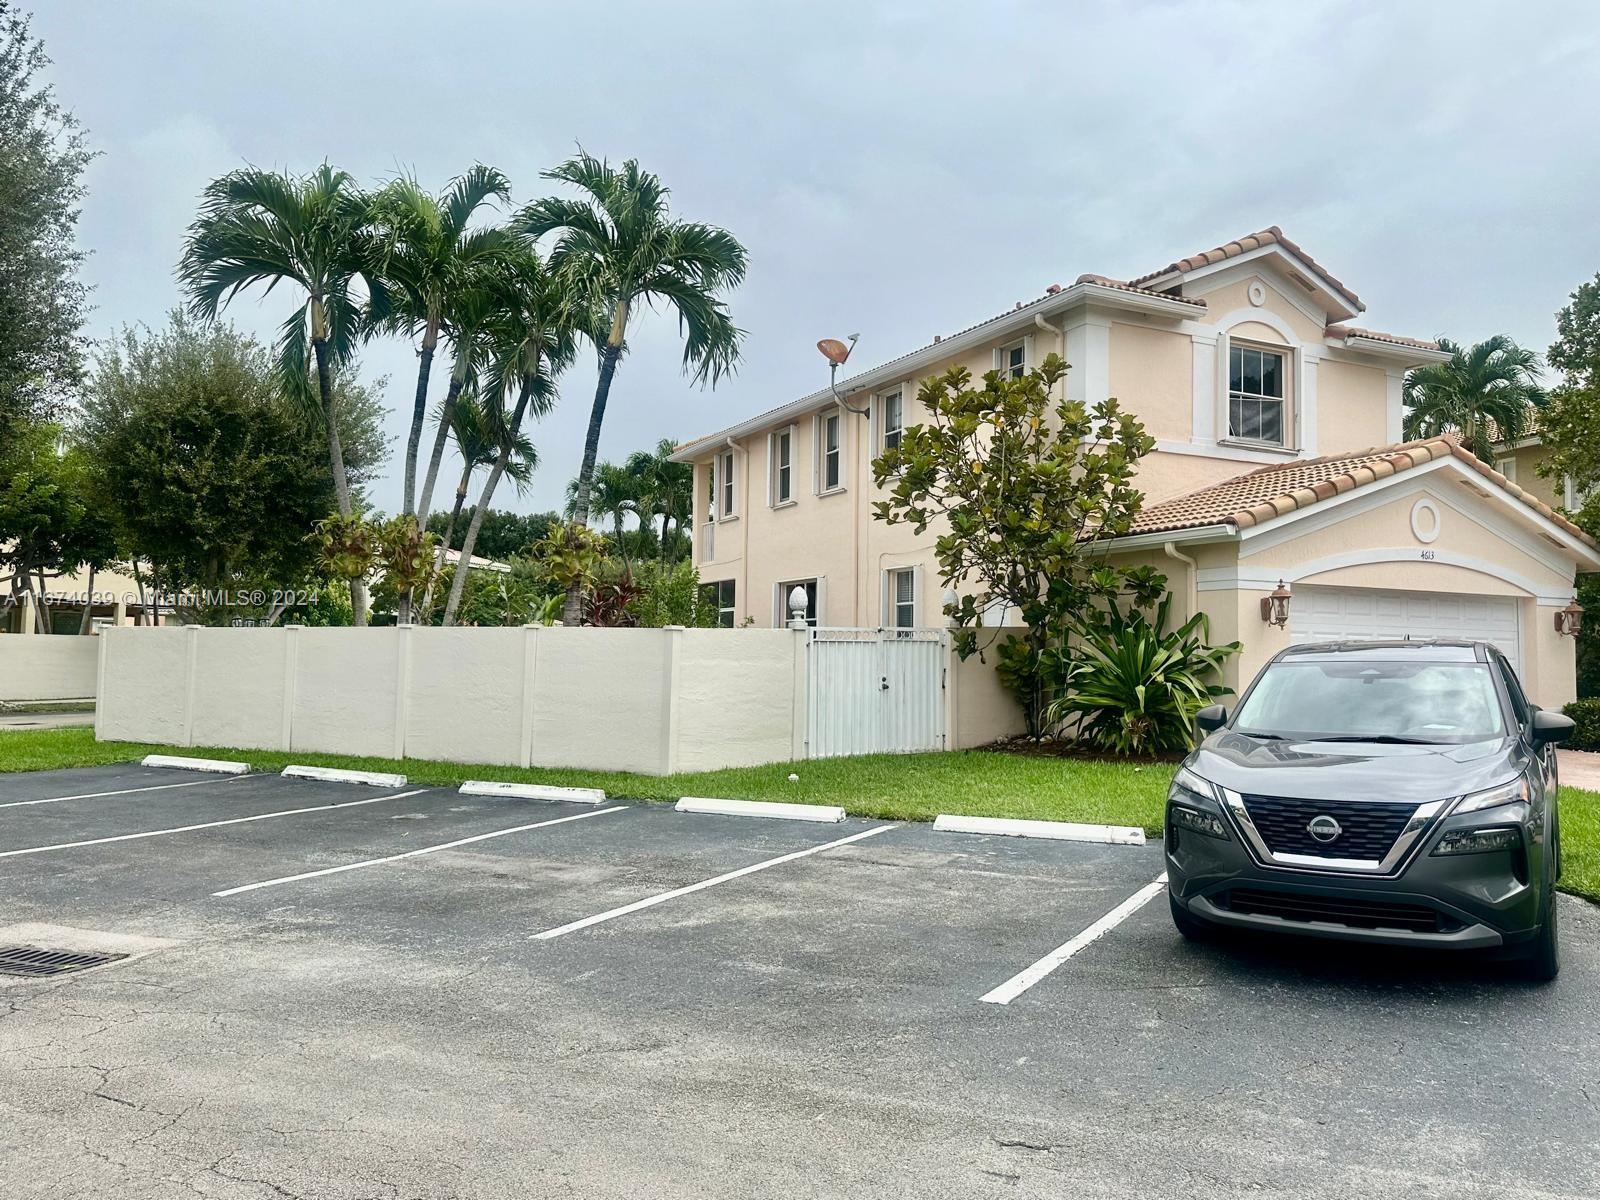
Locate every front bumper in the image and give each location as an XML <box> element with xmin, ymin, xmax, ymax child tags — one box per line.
<box><xmin>1165</xmin><ymin>799</ymin><xmax>1543</xmax><ymax>951</ymax></box>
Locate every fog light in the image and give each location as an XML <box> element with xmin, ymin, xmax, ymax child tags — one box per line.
<box><xmin>1432</xmin><ymin>826</ymin><xmax>1522</xmax><ymax>856</ymax></box>
<box><xmin>1170</xmin><ymin>803</ymin><xmax>1230</xmax><ymax>841</ymax></box>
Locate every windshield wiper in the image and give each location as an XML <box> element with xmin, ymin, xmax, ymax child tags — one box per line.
<box><xmin>1236</xmin><ymin>731</ymin><xmax>1286</xmax><ymax>741</ymax></box>
<box><xmin>1306</xmin><ymin>734</ymin><xmax>1440</xmax><ymax>745</ymax></box>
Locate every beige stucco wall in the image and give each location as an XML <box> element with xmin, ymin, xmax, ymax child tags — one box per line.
<box><xmin>1109</xmin><ymin>320</ymin><xmax>1191</xmax><ymax>441</ymax></box>
<box><xmin>0</xmin><ymin>634</ymin><xmax>99</xmax><ymax>701</ymax></box>
<box><xmin>1498</xmin><ymin>443</ymin><xmax>1565</xmax><ymax>511</ymax></box>
<box><xmin>949</xmin><ymin>638</ymin><xmax>1027</xmax><ymax>747</ymax></box>
<box><xmin>191</xmin><ymin>627</ymin><xmax>289</xmax><ymax>751</ymax></box>
<box><xmin>676</xmin><ymin>629</ymin><xmax>803</xmax><ymax>770</ymax></box>
<box><xmin>95</xmin><ymin>627</ymin><xmax>190</xmax><ymax>743</ymax></box>
<box><xmin>1317</xmin><ymin>358</ymin><xmax>1390</xmax><ymax>452</ymax></box>
<box><xmin>406</xmin><ymin>627</ymin><xmax>528</xmax><ymax>767</ymax></box>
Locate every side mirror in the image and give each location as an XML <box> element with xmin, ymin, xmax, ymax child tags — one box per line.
<box><xmin>1196</xmin><ymin>704</ymin><xmax>1228</xmax><ymax>734</ymax></box>
<box><xmin>1532</xmin><ymin>709</ymin><xmax>1575</xmax><ymax>746</ymax></box>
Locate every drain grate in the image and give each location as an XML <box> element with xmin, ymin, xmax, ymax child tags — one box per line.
<box><xmin>0</xmin><ymin>945</ymin><xmax>129</xmax><ymax>978</ymax></box>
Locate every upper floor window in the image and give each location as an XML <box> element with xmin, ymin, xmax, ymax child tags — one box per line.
<box><xmin>880</xmin><ymin>390</ymin><xmax>904</xmax><ymax>451</ymax></box>
<box><xmin>818</xmin><ymin>410</ymin><xmax>843</xmax><ymax>492</ymax></box>
<box><xmin>718</xmin><ymin>449</ymin><xmax>736</xmax><ymax>518</ymax></box>
<box><xmin>1229</xmin><ymin>344</ymin><xmax>1286</xmax><ymax>446</ymax></box>
<box><xmin>998</xmin><ymin>341</ymin><xmax>1026</xmax><ymax>380</ymax></box>
<box><xmin>769</xmin><ymin>427</ymin><xmax>793</xmax><ymax>505</ymax></box>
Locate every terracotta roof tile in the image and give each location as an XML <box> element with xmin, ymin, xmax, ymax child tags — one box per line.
<box><xmin>1125</xmin><ymin>226</ymin><xmax>1365</xmax><ymax>312</ymax></box>
<box><xmin>1122</xmin><ymin>436</ymin><xmax>1598</xmax><ymax>548</ymax></box>
<box><xmin>1326</xmin><ymin>324</ymin><xmax>1441</xmax><ymax>352</ymax></box>
<box><xmin>1072</xmin><ymin>273</ymin><xmax>1207</xmax><ymax>304</ymax></box>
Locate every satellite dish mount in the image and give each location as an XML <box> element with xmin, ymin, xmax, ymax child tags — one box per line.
<box><xmin>816</xmin><ymin>334</ymin><xmax>869</xmax><ymax>416</ymax></box>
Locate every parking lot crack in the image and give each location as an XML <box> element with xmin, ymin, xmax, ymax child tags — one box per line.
<box><xmin>992</xmin><ymin>1136</ymin><xmax>1059</xmax><ymax>1154</ymax></box>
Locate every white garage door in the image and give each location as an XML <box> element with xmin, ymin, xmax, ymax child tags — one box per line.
<box><xmin>1290</xmin><ymin>587</ymin><xmax>1521</xmax><ymax>675</ymax></box>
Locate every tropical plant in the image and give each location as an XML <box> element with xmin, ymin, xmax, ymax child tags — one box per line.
<box><xmin>623</xmin><ymin>437</ymin><xmax>694</xmax><ymax>563</ymax></box>
<box><xmin>1402</xmin><ymin>335</ymin><xmax>1547</xmax><ymax>463</ymax></box>
<box><xmin>441</xmin><ymin>247</ymin><xmax>578</xmax><ymax>627</ymax></box>
<box><xmin>374</xmin><ymin>515</ymin><xmax>437</xmax><ymax>607</ymax></box>
<box><xmin>626</xmin><ymin>560</ymin><xmax>718</xmax><ymax>627</ymax></box>
<box><xmin>587</xmin><ymin>564</ymin><xmax>642</xmax><ymax>628</ymax></box>
<box><xmin>873</xmin><ymin>354</ymin><xmax>1157</xmax><ymax>737</ymax></box>
<box><xmin>518</xmin><ymin>151</ymin><xmax>747</xmax><ymax>622</ymax></box>
<box><xmin>528</xmin><ymin>521</ymin><xmax>606</xmax><ymax>618</ymax></box>
<box><xmin>310</xmin><ymin>511</ymin><xmax>377</xmax><ymax>586</ymax></box>
<box><xmin>367</xmin><ymin>165</ymin><xmax>512</xmax><ymax>520</ymax></box>
<box><xmin>1044</xmin><ymin>591</ymin><xmax>1240</xmax><ymax>756</ymax></box>
<box><xmin>178</xmin><ymin>164</ymin><xmax>388</xmax><ymax>624</ymax></box>
<box><xmin>565</xmin><ymin>461</ymin><xmax>641</xmax><ymax>567</ymax></box>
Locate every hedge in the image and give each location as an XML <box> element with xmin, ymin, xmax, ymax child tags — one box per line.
<box><xmin>1563</xmin><ymin>699</ymin><xmax>1600</xmax><ymax>752</ymax></box>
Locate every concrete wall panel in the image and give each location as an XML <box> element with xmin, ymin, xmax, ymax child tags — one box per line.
<box><xmin>0</xmin><ymin>635</ymin><xmax>98</xmax><ymax>702</ymax></box>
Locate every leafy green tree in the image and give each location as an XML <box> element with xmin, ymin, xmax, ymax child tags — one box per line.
<box><xmin>1540</xmin><ymin>274</ymin><xmax>1600</xmax><ymax>498</ymax></box>
<box><xmin>77</xmin><ymin>315</ymin><xmax>384</xmax><ymax>625</ymax></box>
<box><xmin>565</xmin><ymin>462</ymin><xmax>642</xmax><ymax>568</ymax></box>
<box><xmin>873</xmin><ymin>354</ymin><xmax>1157</xmax><ymax>737</ymax></box>
<box><xmin>626</xmin><ymin>560</ymin><xmax>718</xmax><ymax>628</ymax></box>
<box><xmin>0</xmin><ymin>3</ymin><xmax>92</xmax><ymax>434</ymax></box>
<box><xmin>425</xmin><ymin>508</ymin><xmax>559</xmax><ymax>562</ymax></box>
<box><xmin>518</xmin><ymin>152</ymin><xmax>747</xmax><ymax>623</ymax></box>
<box><xmin>179</xmin><ymin>164</ymin><xmax>389</xmax><ymax>624</ymax></box>
<box><xmin>1402</xmin><ymin>335</ymin><xmax>1546</xmax><ymax>463</ymax></box>
<box><xmin>367</xmin><ymin>165</ymin><xmax>512</xmax><ymax>520</ymax></box>
<box><xmin>623</xmin><ymin>437</ymin><xmax>694</xmax><ymax>564</ymax></box>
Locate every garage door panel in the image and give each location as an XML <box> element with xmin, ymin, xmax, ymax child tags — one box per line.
<box><xmin>1290</xmin><ymin>586</ymin><xmax>1521</xmax><ymax>674</ymax></box>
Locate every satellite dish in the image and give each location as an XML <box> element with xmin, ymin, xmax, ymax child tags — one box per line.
<box><xmin>816</xmin><ymin>334</ymin><xmax>857</xmax><ymax>366</ymax></box>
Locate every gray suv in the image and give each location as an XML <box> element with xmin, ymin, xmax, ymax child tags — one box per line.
<box><xmin>1166</xmin><ymin>640</ymin><xmax>1574</xmax><ymax>981</ymax></box>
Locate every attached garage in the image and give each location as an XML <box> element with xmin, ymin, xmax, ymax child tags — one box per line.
<box><xmin>1290</xmin><ymin>586</ymin><xmax>1521</xmax><ymax>675</ymax></box>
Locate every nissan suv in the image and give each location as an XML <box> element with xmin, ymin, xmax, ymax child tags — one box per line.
<box><xmin>1165</xmin><ymin>640</ymin><xmax>1574</xmax><ymax>981</ymax></box>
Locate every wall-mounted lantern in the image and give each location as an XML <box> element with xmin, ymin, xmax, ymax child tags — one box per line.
<box><xmin>1260</xmin><ymin>579</ymin><xmax>1292</xmax><ymax>629</ymax></box>
<box><xmin>1555</xmin><ymin>599</ymin><xmax>1584</xmax><ymax>638</ymax></box>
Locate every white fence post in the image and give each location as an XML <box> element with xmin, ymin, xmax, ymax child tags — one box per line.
<box><xmin>182</xmin><ymin>624</ymin><xmax>202</xmax><ymax>747</ymax></box>
<box><xmin>519</xmin><ymin>623</ymin><xmax>541</xmax><ymax>768</ymax></box>
<box><xmin>393</xmin><ymin>624</ymin><xmax>413</xmax><ymax>761</ymax></box>
<box><xmin>281</xmin><ymin>625</ymin><xmax>302</xmax><ymax>751</ymax></box>
<box><xmin>661</xmin><ymin>625</ymin><xmax>684</xmax><ymax>775</ymax></box>
<box><xmin>792</xmin><ymin>627</ymin><xmax>809</xmax><ymax>760</ymax></box>
<box><xmin>93</xmin><ymin>625</ymin><xmax>110</xmax><ymax>739</ymax></box>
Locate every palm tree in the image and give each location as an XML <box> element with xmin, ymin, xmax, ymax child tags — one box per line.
<box><xmin>420</xmin><ymin>388</ymin><xmax>538</xmax><ymax>617</ymax></box>
<box><xmin>565</xmin><ymin>462</ymin><xmax>641</xmax><ymax>569</ymax></box>
<box><xmin>179</xmin><ymin>164</ymin><xmax>386</xmax><ymax>625</ymax></box>
<box><xmin>1403</xmin><ymin>335</ymin><xmax>1548</xmax><ymax>463</ymax></box>
<box><xmin>518</xmin><ymin>152</ymin><xmax>747</xmax><ymax>622</ymax></box>
<box><xmin>368</xmin><ymin>165</ymin><xmax>512</xmax><ymax>519</ymax></box>
<box><xmin>441</xmin><ymin>249</ymin><xmax>580</xmax><ymax>627</ymax></box>
<box><xmin>623</xmin><ymin>437</ymin><xmax>693</xmax><ymax>563</ymax></box>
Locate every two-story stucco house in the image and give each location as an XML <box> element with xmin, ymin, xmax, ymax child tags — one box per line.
<box><xmin>672</xmin><ymin>228</ymin><xmax>1600</xmax><ymax>707</ymax></box>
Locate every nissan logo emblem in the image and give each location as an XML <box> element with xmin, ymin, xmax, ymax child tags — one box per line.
<box><xmin>1307</xmin><ymin>815</ymin><xmax>1342</xmax><ymax>843</ymax></box>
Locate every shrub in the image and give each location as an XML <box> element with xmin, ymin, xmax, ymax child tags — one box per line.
<box><xmin>1044</xmin><ymin>593</ymin><xmax>1239</xmax><ymax>756</ymax></box>
<box><xmin>1564</xmin><ymin>699</ymin><xmax>1600</xmax><ymax>751</ymax></box>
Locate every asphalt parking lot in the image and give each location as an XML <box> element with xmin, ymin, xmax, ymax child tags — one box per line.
<box><xmin>1</xmin><ymin>764</ymin><xmax>1598</xmax><ymax>1199</ymax></box>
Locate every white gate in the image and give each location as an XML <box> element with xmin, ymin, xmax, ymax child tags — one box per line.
<box><xmin>806</xmin><ymin>628</ymin><xmax>948</xmax><ymax>758</ymax></box>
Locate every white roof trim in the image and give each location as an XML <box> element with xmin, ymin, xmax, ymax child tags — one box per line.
<box><xmin>670</xmin><ymin>281</ymin><xmax>1202</xmax><ymax>462</ymax></box>
<box><xmin>1328</xmin><ymin>334</ymin><xmax>1452</xmax><ymax>366</ymax></box>
<box><xmin>1135</xmin><ymin>242</ymin><xmax>1363</xmax><ymax>322</ymax></box>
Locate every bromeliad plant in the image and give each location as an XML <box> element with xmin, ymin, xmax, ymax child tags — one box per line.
<box><xmin>1045</xmin><ymin>582</ymin><xmax>1241</xmax><ymax>756</ymax></box>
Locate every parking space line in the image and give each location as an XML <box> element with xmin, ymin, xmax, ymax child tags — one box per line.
<box><xmin>0</xmin><ymin>788</ymin><xmax>429</xmax><ymax>859</ymax></box>
<box><xmin>979</xmin><ymin>872</ymin><xmax>1169</xmax><ymax>1006</ymax></box>
<box><xmin>213</xmin><ymin>805</ymin><xmax>630</xmax><ymax>896</ymax></box>
<box><xmin>532</xmin><ymin>822</ymin><xmax>900</xmax><ymax>941</ymax></box>
<box><xmin>0</xmin><ymin>775</ymin><xmax>247</xmax><ymax>810</ymax></box>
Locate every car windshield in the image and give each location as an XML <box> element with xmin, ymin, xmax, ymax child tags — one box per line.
<box><xmin>1232</xmin><ymin>660</ymin><xmax>1507</xmax><ymax>744</ymax></box>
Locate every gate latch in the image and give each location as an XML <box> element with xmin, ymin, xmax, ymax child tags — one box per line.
<box><xmin>879</xmin><ymin>675</ymin><xmax>889</xmax><ymax>691</ymax></box>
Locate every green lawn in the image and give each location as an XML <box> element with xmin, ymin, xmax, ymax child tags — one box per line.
<box><xmin>1</xmin><ymin>726</ymin><xmax>1595</xmax><ymax>904</ymax></box>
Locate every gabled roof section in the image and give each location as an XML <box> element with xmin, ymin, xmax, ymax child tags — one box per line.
<box><xmin>1125</xmin><ymin>226</ymin><xmax>1365</xmax><ymax>314</ymax></box>
<box><xmin>1124</xmin><ymin>435</ymin><xmax>1598</xmax><ymax>548</ymax></box>
<box><xmin>1325</xmin><ymin>324</ymin><xmax>1441</xmax><ymax>353</ymax></box>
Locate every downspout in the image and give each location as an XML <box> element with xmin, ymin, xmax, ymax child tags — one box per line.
<box><xmin>1035</xmin><ymin>312</ymin><xmax>1067</xmax><ymax>396</ymax></box>
<box><xmin>1162</xmin><ymin>540</ymin><xmax>1199</xmax><ymax>625</ymax></box>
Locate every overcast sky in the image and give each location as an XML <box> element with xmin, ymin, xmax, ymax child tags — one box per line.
<box><xmin>32</xmin><ymin>0</ymin><xmax>1600</xmax><ymax>516</ymax></box>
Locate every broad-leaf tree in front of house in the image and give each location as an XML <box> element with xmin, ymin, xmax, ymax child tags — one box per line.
<box><xmin>1402</xmin><ymin>334</ymin><xmax>1547</xmax><ymax>464</ymax></box>
<box><xmin>518</xmin><ymin>151</ymin><xmax>747</xmax><ymax>624</ymax></box>
<box><xmin>179</xmin><ymin>164</ymin><xmax>389</xmax><ymax>625</ymax></box>
<box><xmin>872</xmin><ymin>354</ymin><xmax>1158</xmax><ymax>737</ymax></box>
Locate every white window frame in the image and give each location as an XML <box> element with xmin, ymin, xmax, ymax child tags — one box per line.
<box><xmin>994</xmin><ymin>338</ymin><xmax>1030</xmax><ymax>380</ymax></box>
<box><xmin>815</xmin><ymin>409</ymin><xmax>845</xmax><ymax>494</ymax></box>
<box><xmin>774</xmin><ymin>577</ymin><xmax>823</xmax><ymax>628</ymax></box>
<box><xmin>768</xmin><ymin>425</ymin><xmax>795</xmax><ymax>507</ymax></box>
<box><xmin>1226</xmin><ymin>341</ymin><xmax>1290</xmax><ymax>448</ymax></box>
<box><xmin>884</xmin><ymin>566</ymin><xmax>918</xmax><ymax>631</ymax></box>
<box><xmin>702</xmin><ymin>578</ymin><xmax>736</xmax><ymax>627</ymax></box>
<box><xmin>717</xmin><ymin>449</ymin><xmax>737</xmax><ymax>520</ymax></box>
<box><xmin>878</xmin><ymin>388</ymin><xmax>904</xmax><ymax>452</ymax></box>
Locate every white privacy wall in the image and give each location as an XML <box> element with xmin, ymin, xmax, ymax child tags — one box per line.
<box><xmin>94</xmin><ymin>625</ymin><xmax>807</xmax><ymax>774</ymax></box>
<box><xmin>0</xmin><ymin>635</ymin><xmax>100</xmax><ymax>701</ymax></box>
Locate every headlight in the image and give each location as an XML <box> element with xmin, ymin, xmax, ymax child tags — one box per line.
<box><xmin>1171</xmin><ymin>766</ymin><xmax>1217</xmax><ymax>804</ymax></box>
<box><xmin>1168</xmin><ymin>767</ymin><xmax>1230</xmax><ymax>840</ymax></box>
<box><xmin>1432</xmin><ymin>826</ymin><xmax>1523</xmax><ymax>856</ymax></box>
<box><xmin>1453</xmin><ymin>778</ymin><xmax>1531</xmax><ymax>815</ymax></box>
<box><xmin>1169</xmin><ymin>803</ymin><xmax>1231</xmax><ymax>840</ymax></box>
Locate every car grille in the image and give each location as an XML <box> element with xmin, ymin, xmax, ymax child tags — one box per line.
<box><xmin>1240</xmin><ymin>795</ymin><xmax>1417</xmax><ymax>861</ymax></box>
<box><xmin>1223</xmin><ymin>888</ymin><xmax>1454</xmax><ymax>933</ymax></box>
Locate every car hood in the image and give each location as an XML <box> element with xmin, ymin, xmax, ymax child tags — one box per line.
<box><xmin>1186</xmin><ymin>731</ymin><xmax>1526</xmax><ymax>803</ymax></box>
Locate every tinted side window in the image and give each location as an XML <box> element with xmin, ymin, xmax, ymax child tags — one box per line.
<box><xmin>1495</xmin><ymin>654</ymin><xmax>1531</xmax><ymax>727</ymax></box>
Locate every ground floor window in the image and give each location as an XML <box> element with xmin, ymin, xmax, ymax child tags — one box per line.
<box><xmin>700</xmin><ymin>579</ymin><xmax>736</xmax><ymax>627</ymax></box>
<box><xmin>776</xmin><ymin>578</ymin><xmax>819</xmax><ymax>627</ymax></box>
<box><xmin>887</xmin><ymin>567</ymin><xmax>916</xmax><ymax>630</ymax></box>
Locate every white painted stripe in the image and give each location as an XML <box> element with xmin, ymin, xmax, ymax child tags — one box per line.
<box><xmin>979</xmin><ymin>873</ymin><xmax>1169</xmax><ymax>1006</ymax></box>
<box><xmin>0</xmin><ymin>789</ymin><xmax>428</xmax><ymax>859</ymax></box>
<box><xmin>534</xmin><ymin>823</ymin><xmax>899</xmax><ymax>940</ymax></box>
<box><xmin>933</xmin><ymin>814</ymin><xmax>1146</xmax><ymax>846</ymax></box>
<box><xmin>213</xmin><ymin>805</ymin><xmax>629</xmax><ymax>896</ymax></box>
<box><xmin>141</xmin><ymin>754</ymin><xmax>250</xmax><ymax>775</ymax></box>
<box><xmin>459</xmin><ymin>780</ymin><xmax>606</xmax><ymax>804</ymax></box>
<box><xmin>675</xmin><ymin>796</ymin><xmax>846</xmax><ymax>823</ymax></box>
<box><xmin>281</xmin><ymin>765</ymin><xmax>407</xmax><ymax>788</ymax></box>
<box><xmin>0</xmin><ymin>775</ymin><xmax>245</xmax><ymax>811</ymax></box>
